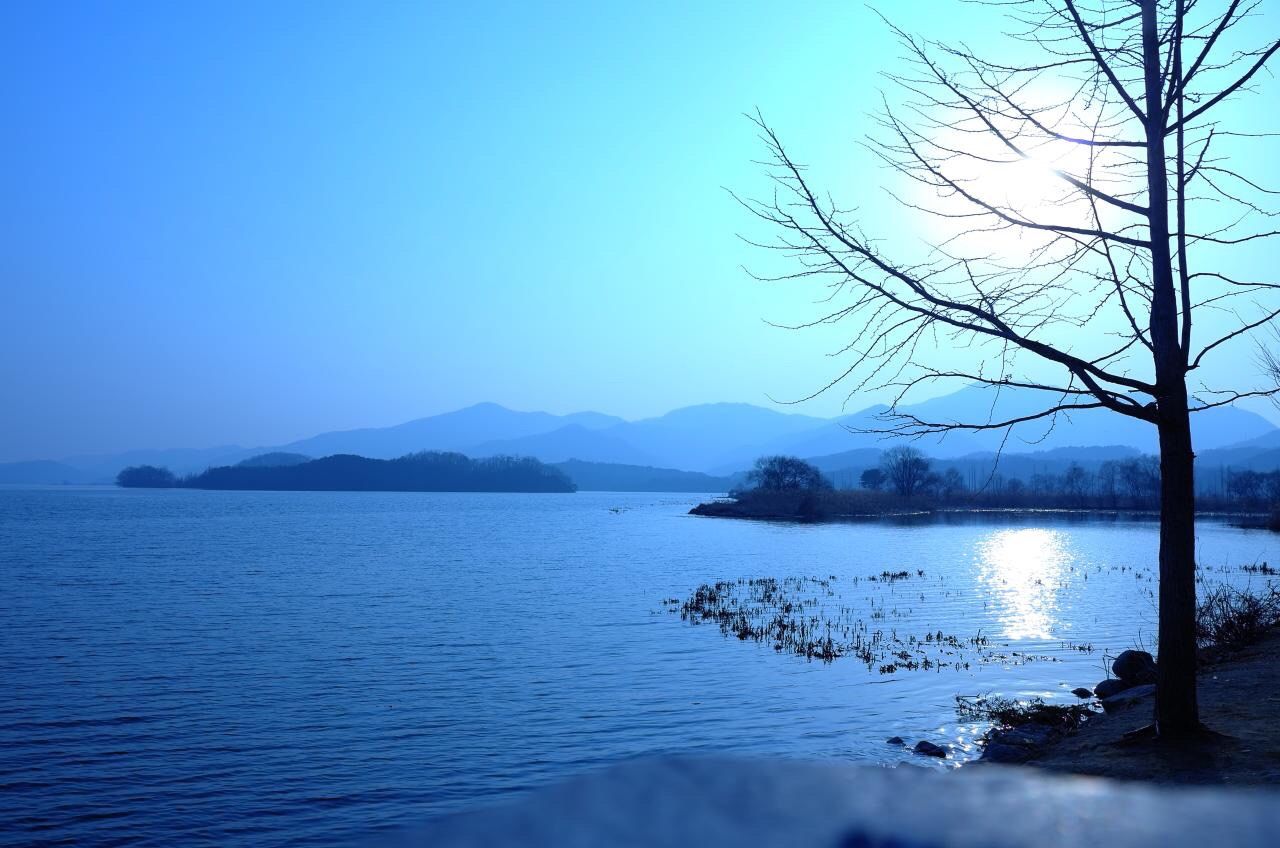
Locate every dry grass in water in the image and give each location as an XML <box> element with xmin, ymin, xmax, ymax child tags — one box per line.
<box><xmin>1196</xmin><ymin>583</ymin><xmax>1280</xmax><ymax>650</ymax></box>
<box><xmin>665</xmin><ymin>575</ymin><xmax>1052</xmax><ymax>671</ymax></box>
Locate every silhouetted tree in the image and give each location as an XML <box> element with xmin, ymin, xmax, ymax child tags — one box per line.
<box><xmin>859</xmin><ymin>467</ymin><xmax>887</xmax><ymax>491</ymax></box>
<box><xmin>742</xmin><ymin>0</ymin><xmax>1279</xmax><ymax>737</ymax></box>
<box><xmin>1097</xmin><ymin>461</ymin><xmax>1121</xmax><ymax>509</ymax></box>
<box><xmin>1029</xmin><ymin>473</ymin><xmax>1060</xmax><ymax>496</ymax></box>
<box><xmin>940</xmin><ymin>468</ymin><xmax>967</xmax><ymax>498</ymax></box>
<box><xmin>1227</xmin><ymin>469</ymin><xmax>1265</xmax><ymax>507</ymax></box>
<box><xmin>115</xmin><ymin>465</ymin><xmax>177</xmax><ymax>488</ymax></box>
<box><xmin>1119</xmin><ymin>456</ymin><xmax>1161</xmax><ymax>506</ymax></box>
<box><xmin>747</xmin><ymin>455</ymin><xmax>832</xmax><ymax>492</ymax></box>
<box><xmin>1063</xmin><ymin>464</ymin><xmax>1092</xmax><ymax>506</ymax></box>
<box><xmin>882</xmin><ymin>446</ymin><xmax>930</xmax><ymax>497</ymax></box>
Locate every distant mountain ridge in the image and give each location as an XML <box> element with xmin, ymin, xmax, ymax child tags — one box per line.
<box><xmin>236</xmin><ymin>452</ymin><xmax>311</xmax><ymax>468</ymax></box>
<box><xmin>0</xmin><ymin>460</ymin><xmax>84</xmax><ymax>485</ymax></box>
<box><xmin>277</xmin><ymin>403</ymin><xmax>625</xmax><ymax>460</ymax></box>
<box><xmin>732</xmin><ymin>392</ymin><xmax>1273</xmax><ymax>469</ymax></box>
<box><xmin>551</xmin><ymin>460</ymin><xmax>738</xmax><ymax>493</ymax></box>
<box><xmin>4</xmin><ymin>386</ymin><xmax>1280</xmax><ymax>485</ymax></box>
<box><xmin>471</xmin><ymin>424</ymin><xmax>660</xmax><ymax>466</ymax></box>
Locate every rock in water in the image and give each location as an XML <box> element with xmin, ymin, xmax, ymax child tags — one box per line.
<box><xmin>886</xmin><ymin>737</ymin><xmax>905</xmax><ymax>746</ymax></box>
<box><xmin>1071</xmin><ymin>687</ymin><xmax>1094</xmax><ymax>699</ymax></box>
<box><xmin>997</xmin><ymin>726</ymin><xmax>1056</xmax><ymax>748</ymax></box>
<box><xmin>979</xmin><ymin>724</ymin><xmax>1058</xmax><ymax>764</ymax></box>
<box><xmin>1112</xmin><ymin>650</ymin><xmax>1157</xmax><ymax>684</ymax></box>
<box><xmin>913</xmin><ymin>740</ymin><xmax>947</xmax><ymax>758</ymax></box>
<box><xmin>981</xmin><ymin>742</ymin><xmax>1035</xmax><ymax>764</ymax></box>
<box><xmin>1094</xmin><ymin>678</ymin><xmax>1131</xmax><ymax>699</ymax></box>
<box><xmin>1100</xmin><ymin>683</ymin><xmax>1156</xmax><ymax>714</ymax></box>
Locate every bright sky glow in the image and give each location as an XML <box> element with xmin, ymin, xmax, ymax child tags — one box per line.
<box><xmin>1</xmin><ymin>1</ymin><xmax>1276</xmax><ymax>461</ymax></box>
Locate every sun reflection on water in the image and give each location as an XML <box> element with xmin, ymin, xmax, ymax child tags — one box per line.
<box><xmin>975</xmin><ymin>528</ymin><xmax>1072</xmax><ymax>640</ymax></box>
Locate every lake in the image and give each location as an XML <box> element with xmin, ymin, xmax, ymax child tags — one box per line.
<box><xmin>3</xmin><ymin>487</ymin><xmax>1278</xmax><ymax>846</ymax></box>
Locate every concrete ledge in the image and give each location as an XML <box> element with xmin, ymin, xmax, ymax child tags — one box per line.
<box><xmin>378</xmin><ymin>756</ymin><xmax>1278</xmax><ymax>847</ymax></box>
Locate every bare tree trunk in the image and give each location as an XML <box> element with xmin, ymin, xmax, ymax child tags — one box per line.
<box><xmin>1152</xmin><ymin>0</ymin><xmax>1198</xmax><ymax>737</ymax></box>
<box><xmin>1139</xmin><ymin>0</ymin><xmax>1200</xmax><ymax>737</ymax></box>
<box><xmin>1156</xmin><ymin>399</ymin><xmax>1199</xmax><ymax>735</ymax></box>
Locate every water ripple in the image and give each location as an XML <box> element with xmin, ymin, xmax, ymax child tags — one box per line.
<box><xmin>1</xmin><ymin>488</ymin><xmax>1275</xmax><ymax>846</ymax></box>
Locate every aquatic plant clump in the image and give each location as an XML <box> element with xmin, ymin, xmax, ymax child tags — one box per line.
<box><xmin>665</xmin><ymin>575</ymin><xmax>1053</xmax><ymax>672</ymax></box>
<box><xmin>955</xmin><ymin>694</ymin><xmax>1099</xmax><ymax>758</ymax></box>
<box><xmin>954</xmin><ymin>694</ymin><xmax>1095</xmax><ymax>730</ymax></box>
<box><xmin>1196</xmin><ymin>583</ymin><xmax>1280</xmax><ymax>650</ymax></box>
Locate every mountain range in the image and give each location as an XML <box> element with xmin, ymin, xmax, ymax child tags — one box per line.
<box><xmin>4</xmin><ymin>385</ymin><xmax>1279</xmax><ymax>488</ymax></box>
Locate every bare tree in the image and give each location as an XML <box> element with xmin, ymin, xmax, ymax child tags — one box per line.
<box><xmin>940</xmin><ymin>467</ymin><xmax>968</xmax><ymax>497</ymax></box>
<box><xmin>1258</xmin><ymin>325</ymin><xmax>1280</xmax><ymax>392</ymax></box>
<box><xmin>741</xmin><ymin>1</ymin><xmax>1279</xmax><ymax>737</ymax></box>
<box><xmin>882</xmin><ymin>445</ymin><xmax>932</xmax><ymax>496</ymax></box>
<box><xmin>1120</xmin><ymin>455</ymin><xmax>1162</xmax><ymax>503</ymax></box>
<box><xmin>860</xmin><ymin>467</ymin><xmax>888</xmax><ymax>490</ymax></box>
<box><xmin>747</xmin><ymin>455</ymin><xmax>832</xmax><ymax>491</ymax></box>
<box><xmin>1063</xmin><ymin>463</ymin><xmax>1093</xmax><ymax>505</ymax></box>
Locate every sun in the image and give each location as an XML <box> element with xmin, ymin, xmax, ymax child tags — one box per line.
<box><xmin>986</xmin><ymin>157</ymin><xmax>1066</xmax><ymax>218</ymax></box>
<box><xmin>912</xmin><ymin>133</ymin><xmax>1098</xmax><ymax>257</ymax></box>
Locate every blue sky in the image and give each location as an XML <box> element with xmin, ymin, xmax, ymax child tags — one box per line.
<box><xmin>2</xmin><ymin>1</ymin><xmax>1277</xmax><ymax>461</ymax></box>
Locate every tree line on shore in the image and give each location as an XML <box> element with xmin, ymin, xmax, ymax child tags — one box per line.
<box><xmin>115</xmin><ymin>451</ymin><xmax>577</xmax><ymax>493</ymax></box>
<box><xmin>739</xmin><ymin>449</ymin><xmax>1280</xmax><ymax>514</ymax></box>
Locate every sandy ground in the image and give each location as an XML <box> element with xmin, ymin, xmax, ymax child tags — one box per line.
<box><xmin>1026</xmin><ymin>629</ymin><xmax>1280</xmax><ymax>784</ymax></box>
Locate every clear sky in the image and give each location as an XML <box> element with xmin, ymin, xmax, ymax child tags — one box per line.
<box><xmin>2</xmin><ymin>1</ymin><xmax>1277</xmax><ymax>461</ymax></box>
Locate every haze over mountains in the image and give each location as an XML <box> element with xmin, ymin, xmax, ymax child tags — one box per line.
<box><xmin>4</xmin><ymin>385</ymin><xmax>1280</xmax><ymax>487</ymax></box>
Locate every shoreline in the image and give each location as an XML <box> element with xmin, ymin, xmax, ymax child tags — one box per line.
<box><xmin>980</xmin><ymin>628</ymin><xmax>1280</xmax><ymax>784</ymax></box>
<box><xmin>690</xmin><ymin>497</ymin><xmax>1267</xmax><ymax>525</ymax></box>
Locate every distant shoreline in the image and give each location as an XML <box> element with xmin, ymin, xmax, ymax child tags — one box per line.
<box><xmin>116</xmin><ymin>451</ymin><xmax>577</xmax><ymax>494</ymax></box>
<box><xmin>689</xmin><ymin>490</ymin><xmax>1271</xmax><ymax>526</ymax></box>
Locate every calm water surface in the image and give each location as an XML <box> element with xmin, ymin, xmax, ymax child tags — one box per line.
<box><xmin>2</xmin><ymin>488</ymin><xmax>1278</xmax><ymax>846</ymax></box>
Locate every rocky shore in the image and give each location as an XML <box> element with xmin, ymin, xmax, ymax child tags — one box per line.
<box><xmin>976</xmin><ymin>629</ymin><xmax>1280</xmax><ymax>783</ymax></box>
<box><xmin>971</xmin><ymin>648</ymin><xmax>1156</xmax><ymax>766</ymax></box>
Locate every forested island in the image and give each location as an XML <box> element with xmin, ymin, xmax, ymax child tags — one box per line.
<box><xmin>116</xmin><ymin>451</ymin><xmax>576</xmax><ymax>493</ymax></box>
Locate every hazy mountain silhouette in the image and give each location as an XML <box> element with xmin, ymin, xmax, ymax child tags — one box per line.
<box><xmin>1213</xmin><ymin>428</ymin><xmax>1280</xmax><ymax>454</ymax></box>
<box><xmin>57</xmin><ymin>445</ymin><xmax>254</xmax><ymax>482</ymax></box>
<box><xmin>739</xmin><ymin>415</ymin><xmax>983</xmax><ymax>468</ymax></box>
<box><xmin>479</xmin><ymin>403</ymin><xmax>828</xmax><ymax>472</ymax></box>
<box><xmin>5</xmin><ymin>385</ymin><xmax>1279</xmax><ymax>484</ymax></box>
<box><xmin>611</xmin><ymin>403</ymin><xmax>829</xmax><ymax>472</ymax></box>
<box><xmin>277</xmin><ymin>403</ymin><xmax>623</xmax><ymax>460</ymax></box>
<box><xmin>891</xmin><ymin>386</ymin><xmax>1272</xmax><ymax>453</ymax></box>
<box><xmin>1196</xmin><ymin>438</ymin><xmax>1280</xmax><ymax>474</ymax></box>
<box><xmin>236</xmin><ymin>452</ymin><xmax>311</xmax><ymax>468</ymax></box>
<box><xmin>0</xmin><ymin>460</ymin><xmax>88</xmax><ymax>485</ymax></box>
<box><xmin>552</xmin><ymin>460</ymin><xmax>738</xmax><ymax>492</ymax></box>
<box><xmin>470</xmin><ymin>424</ymin><xmax>660</xmax><ymax>466</ymax></box>
<box><xmin>748</xmin><ymin>386</ymin><xmax>1273</xmax><ymax>464</ymax></box>
<box><xmin>801</xmin><ymin>448</ymin><xmax>887</xmax><ymax>475</ymax></box>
